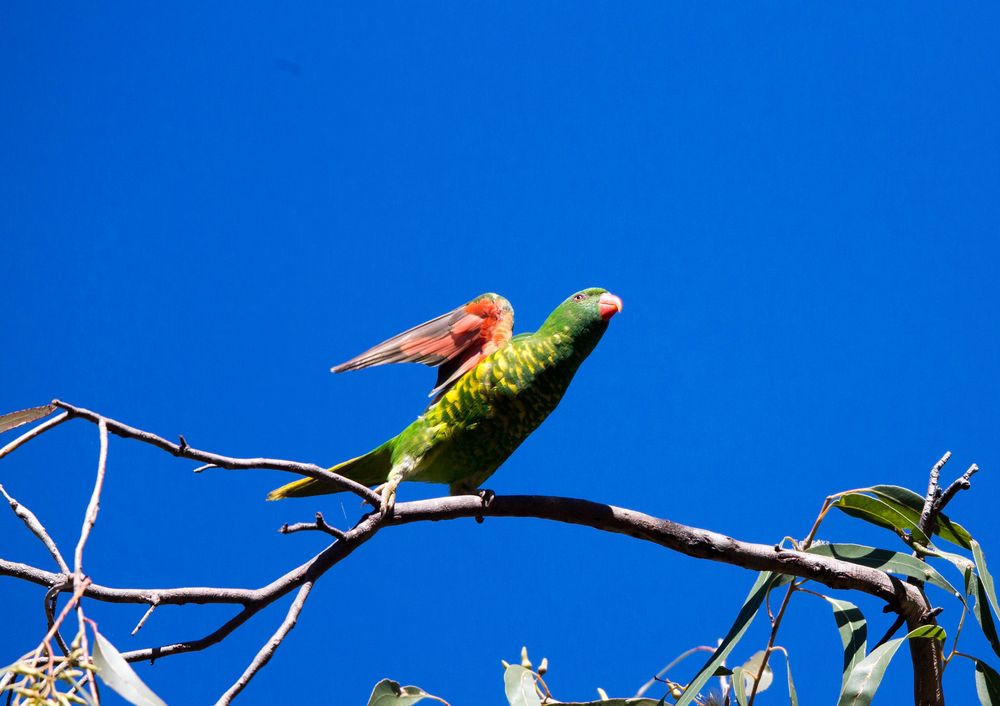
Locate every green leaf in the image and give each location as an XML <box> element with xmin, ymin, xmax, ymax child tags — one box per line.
<box><xmin>836</xmin><ymin>625</ymin><xmax>945</xmax><ymax>706</ymax></box>
<box><xmin>739</xmin><ymin>650</ymin><xmax>773</xmax><ymax>694</ymax></box>
<box><xmin>974</xmin><ymin>659</ymin><xmax>1000</xmax><ymax>706</ymax></box>
<box><xmin>870</xmin><ymin>485</ymin><xmax>973</xmax><ymax>549</ymax></box>
<box><xmin>831</xmin><ymin>599</ymin><xmax>868</xmax><ymax>691</ymax></box>
<box><xmin>780</xmin><ymin>651</ymin><xmax>799</xmax><ymax>706</ymax></box>
<box><xmin>834</xmin><ymin>493</ymin><xmax>930</xmax><ymax>546</ymax></box>
<box><xmin>504</xmin><ymin>665</ymin><xmax>542</xmax><ymax>706</ymax></box>
<box><xmin>0</xmin><ymin>404</ymin><xmax>56</xmax><ymax>434</ymax></box>
<box><xmin>807</xmin><ymin>543</ymin><xmax>959</xmax><ymax>596</ymax></box>
<box><xmin>730</xmin><ymin>666</ymin><xmax>749</xmax><ymax>706</ymax></box>
<box><xmin>816</xmin><ymin>595</ymin><xmax>867</xmax><ymax>695</ymax></box>
<box><xmin>92</xmin><ymin>630</ymin><xmax>167</xmax><ymax>706</ymax></box>
<box><xmin>366</xmin><ymin>679</ymin><xmax>445</xmax><ymax>706</ymax></box>
<box><xmin>968</xmin><ymin>541</ymin><xmax>1000</xmax><ymax>659</ymax></box>
<box><xmin>975</xmin><ymin>542</ymin><xmax>1000</xmax><ymax>622</ymax></box>
<box><xmin>674</xmin><ymin>572</ymin><xmax>780</xmax><ymax>706</ymax></box>
<box><xmin>969</xmin><ymin>572</ymin><xmax>1000</xmax><ymax>659</ymax></box>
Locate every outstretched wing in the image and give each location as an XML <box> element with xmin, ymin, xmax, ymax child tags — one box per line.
<box><xmin>332</xmin><ymin>293</ymin><xmax>515</xmax><ymax>397</ymax></box>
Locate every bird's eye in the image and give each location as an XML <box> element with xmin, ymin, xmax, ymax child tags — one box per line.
<box><xmin>573</xmin><ymin>293</ymin><xmax>587</xmax><ymax>301</ymax></box>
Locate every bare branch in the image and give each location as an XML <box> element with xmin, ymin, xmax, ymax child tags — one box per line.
<box><xmin>0</xmin><ymin>483</ymin><xmax>71</xmax><ymax>574</ymax></box>
<box><xmin>50</xmin><ymin>400</ymin><xmax>381</xmax><ymax>506</ymax></box>
<box><xmin>917</xmin><ymin>451</ymin><xmax>950</xmax><ymax>535</ymax></box>
<box><xmin>0</xmin><ymin>412</ymin><xmax>70</xmax><ymax>461</ymax></box>
<box><xmin>0</xmin><ymin>558</ymin><xmax>260</xmax><ymax>605</ymax></box>
<box><xmin>936</xmin><ymin>463</ymin><xmax>979</xmax><ymax>517</ymax></box>
<box><xmin>117</xmin><ymin>508</ymin><xmax>386</xmax><ymax>662</ymax></box>
<box><xmin>390</xmin><ymin>495</ymin><xmax>928</xmax><ymax>614</ymax></box>
<box><xmin>74</xmin><ymin>418</ymin><xmax>108</xmax><ymax>579</ymax></box>
<box><xmin>131</xmin><ymin>602</ymin><xmax>159</xmax><ymax>635</ymax></box>
<box><xmin>280</xmin><ymin>512</ymin><xmax>348</xmax><ymax>540</ymax></box>
<box><xmin>214</xmin><ymin>581</ymin><xmax>314</xmax><ymax>706</ymax></box>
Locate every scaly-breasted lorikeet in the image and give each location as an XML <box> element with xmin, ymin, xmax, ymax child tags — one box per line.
<box><xmin>267</xmin><ymin>287</ymin><xmax>622</xmax><ymax>510</ymax></box>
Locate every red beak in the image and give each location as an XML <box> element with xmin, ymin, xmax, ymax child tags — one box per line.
<box><xmin>598</xmin><ymin>292</ymin><xmax>623</xmax><ymax>321</ymax></box>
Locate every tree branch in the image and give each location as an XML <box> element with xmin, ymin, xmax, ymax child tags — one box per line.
<box><xmin>388</xmin><ymin>495</ymin><xmax>929</xmax><ymax>615</ymax></box>
<box><xmin>214</xmin><ymin>581</ymin><xmax>314</xmax><ymax>706</ymax></box>
<box><xmin>0</xmin><ymin>483</ymin><xmax>71</xmax><ymax>574</ymax></box>
<box><xmin>0</xmin><ymin>402</ymin><xmax>962</xmax><ymax>705</ymax></box>
<box><xmin>50</xmin><ymin>400</ymin><xmax>380</xmax><ymax>506</ymax></box>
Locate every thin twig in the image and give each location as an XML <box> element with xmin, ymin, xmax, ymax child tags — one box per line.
<box><xmin>50</xmin><ymin>400</ymin><xmax>381</xmax><ymax>506</ymax></box>
<box><xmin>746</xmin><ymin>582</ymin><xmax>795</xmax><ymax>706</ymax></box>
<box><xmin>634</xmin><ymin>645</ymin><xmax>716</xmax><ymax>698</ymax></box>
<box><xmin>44</xmin><ymin>582</ymin><xmax>72</xmax><ymax>656</ymax></box>
<box><xmin>936</xmin><ymin>463</ymin><xmax>979</xmax><ymax>519</ymax></box>
<box><xmin>214</xmin><ymin>581</ymin><xmax>314</xmax><ymax>705</ymax></box>
<box><xmin>280</xmin><ymin>512</ymin><xmax>348</xmax><ymax>540</ymax></box>
<box><xmin>74</xmin><ymin>419</ymin><xmax>108</xmax><ymax>580</ymax></box>
<box><xmin>131</xmin><ymin>602</ymin><xmax>159</xmax><ymax>635</ymax></box>
<box><xmin>0</xmin><ymin>412</ymin><xmax>70</xmax><ymax>461</ymax></box>
<box><xmin>0</xmin><ymin>483</ymin><xmax>71</xmax><ymax>574</ymax></box>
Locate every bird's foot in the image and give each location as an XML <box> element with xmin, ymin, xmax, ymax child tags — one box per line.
<box><xmin>379</xmin><ymin>478</ymin><xmax>399</xmax><ymax>518</ymax></box>
<box><xmin>475</xmin><ymin>488</ymin><xmax>495</xmax><ymax>524</ymax></box>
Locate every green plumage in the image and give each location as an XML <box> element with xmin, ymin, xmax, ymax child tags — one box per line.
<box><xmin>268</xmin><ymin>287</ymin><xmax>618</xmax><ymax>502</ymax></box>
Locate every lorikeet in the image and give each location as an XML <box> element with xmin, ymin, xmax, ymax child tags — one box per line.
<box><xmin>267</xmin><ymin>288</ymin><xmax>622</xmax><ymax>510</ymax></box>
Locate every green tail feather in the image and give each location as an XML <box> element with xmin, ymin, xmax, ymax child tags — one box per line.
<box><xmin>266</xmin><ymin>441</ymin><xmax>394</xmax><ymax>500</ymax></box>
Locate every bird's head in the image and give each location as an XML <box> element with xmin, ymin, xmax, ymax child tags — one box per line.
<box><xmin>541</xmin><ymin>287</ymin><xmax>622</xmax><ymax>340</ymax></box>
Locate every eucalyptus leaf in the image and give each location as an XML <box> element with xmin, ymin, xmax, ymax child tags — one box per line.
<box><xmin>92</xmin><ymin>630</ymin><xmax>167</xmax><ymax>706</ymax></box>
<box><xmin>974</xmin><ymin>659</ymin><xmax>1000</xmax><ymax>706</ymax></box>
<box><xmin>674</xmin><ymin>572</ymin><xmax>779</xmax><ymax>706</ymax></box>
<box><xmin>730</xmin><ymin>666</ymin><xmax>749</xmax><ymax>706</ymax></box>
<box><xmin>0</xmin><ymin>404</ymin><xmax>55</xmax><ymax>434</ymax></box>
<box><xmin>504</xmin><ymin>665</ymin><xmax>542</xmax><ymax>706</ymax></box>
<box><xmin>739</xmin><ymin>650</ymin><xmax>773</xmax><ymax>694</ymax></box>
<box><xmin>817</xmin><ymin>596</ymin><xmax>867</xmax><ymax>695</ymax></box>
<box><xmin>869</xmin><ymin>485</ymin><xmax>973</xmax><ymax>549</ymax></box>
<box><xmin>368</xmin><ymin>679</ymin><xmax>445</xmax><ymax>706</ymax></box>
<box><xmin>974</xmin><ymin>542</ymin><xmax>1000</xmax><ymax>622</ymax></box>
<box><xmin>807</xmin><ymin>543</ymin><xmax>958</xmax><ymax>596</ymax></box>
<box><xmin>969</xmin><ymin>572</ymin><xmax>1000</xmax><ymax>659</ymax></box>
<box><xmin>780</xmin><ymin>651</ymin><xmax>799</xmax><ymax>706</ymax></box>
<box><xmin>367</xmin><ymin>679</ymin><xmax>446</xmax><ymax>706</ymax></box>
<box><xmin>834</xmin><ymin>494</ymin><xmax>930</xmax><ymax>546</ymax></box>
<box><xmin>836</xmin><ymin>625</ymin><xmax>945</xmax><ymax>706</ymax></box>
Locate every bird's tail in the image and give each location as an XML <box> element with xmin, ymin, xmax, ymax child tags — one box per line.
<box><xmin>266</xmin><ymin>441</ymin><xmax>394</xmax><ymax>500</ymax></box>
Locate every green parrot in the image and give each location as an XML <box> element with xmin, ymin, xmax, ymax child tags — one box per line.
<box><xmin>267</xmin><ymin>287</ymin><xmax>622</xmax><ymax>510</ymax></box>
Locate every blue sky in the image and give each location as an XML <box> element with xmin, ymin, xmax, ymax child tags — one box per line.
<box><xmin>2</xmin><ymin>3</ymin><xmax>998</xmax><ymax>704</ymax></box>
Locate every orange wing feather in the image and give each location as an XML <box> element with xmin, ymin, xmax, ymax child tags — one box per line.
<box><xmin>332</xmin><ymin>293</ymin><xmax>515</xmax><ymax>398</ymax></box>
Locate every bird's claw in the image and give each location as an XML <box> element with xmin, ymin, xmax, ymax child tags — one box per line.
<box><xmin>379</xmin><ymin>479</ymin><xmax>399</xmax><ymax>517</ymax></box>
<box><xmin>475</xmin><ymin>488</ymin><xmax>495</xmax><ymax>524</ymax></box>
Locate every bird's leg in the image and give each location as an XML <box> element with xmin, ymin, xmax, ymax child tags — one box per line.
<box><xmin>380</xmin><ymin>457</ymin><xmax>413</xmax><ymax>517</ymax></box>
<box><xmin>380</xmin><ymin>478</ymin><xmax>399</xmax><ymax>516</ymax></box>
<box><xmin>478</xmin><ymin>488</ymin><xmax>495</xmax><ymax>508</ymax></box>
